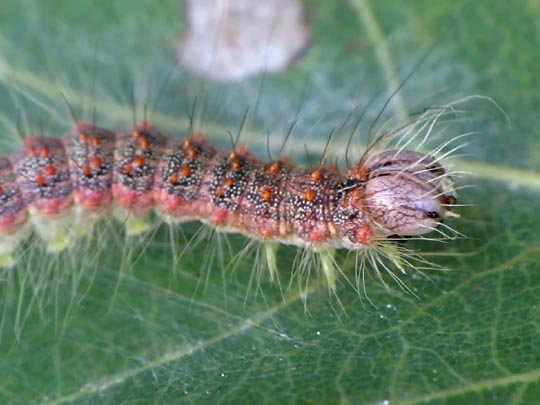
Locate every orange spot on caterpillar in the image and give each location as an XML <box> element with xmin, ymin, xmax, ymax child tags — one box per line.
<box><xmin>355</xmin><ymin>224</ymin><xmax>372</xmax><ymax>245</ymax></box>
<box><xmin>133</xmin><ymin>156</ymin><xmax>145</xmax><ymax>167</ymax></box>
<box><xmin>261</xmin><ymin>187</ymin><xmax>272</xmax><ymax>201</ymax></box>
<box><xmin>350</xmin><ymin>187</ymin><xmax>362</xmax><ymax>200</ymax></box>
<box><xmin>26</xmin><ymin>145</ymin><xmax>37</xmax><ymax>155</ymax></box>
<box><xmin>229</xmin><ymin>152</ymin><xmax>237</xmax><ymax>161</ymax></box>
<box><xmin>260</xmin><ymin>228</ymin><xmax>277</xmax><ymax>239</ymax></box>
<box><xmin>343</xmin><ymin>187</ymin><xmax>362</xmax><ymax>208</ymax></box>
<box><xmin>35</xmin><ymin>173</ymin><xmax>46</xmax><ymax>187</ymax></box>
<box><xmin>183</xmin><ymin>139</ymin><xmax>193</xmax><ymax>149</ymax></box>
<box><xmin>139</xmin><ymin>137</ymin><xmax>150</xmax><ymax>150</ymax></box>
<box><xmin>304</xmin><ymin>188</ymin><xmax>316</xmax><ymax>202</ymax></box>
<box><xmin>308</xmin><ymin>228</ymin><xmax>326</xmax><ymax>243</ymax></box>
<box><xmin>123</xmin><ymin>163</ymin><xmax>133</xmax><ymax>174</ymax></box>
<box><xmin>0</xmin><ymin>185</ymin><xmax>3</xmax><ymax>195</ymax></box>
<box><xmin>311</xmin><ymin>170</ymin><xmax>322</xmax><ymax>181</ymax></box>
<box><xmin>91</xmin><ymin>137</ymin><xmax>101</xmax><ymax>147</ymax></box>
<box><xmin>269</xmin><ymin>161</ymin><xmax>281</xmax><ymax>175</ymax></box>
<box><xmin>349</xmin><ymin>166</ymin><xmax>368</xmax><ymax>181</ymax></box>
<box><xmin>91</xmin><ymin>156</ymin><xmax>102</xmax><ymax>167</ymax></box>
<box><xmin>180</xmin><ymin>165</ymin><xmax>191</xmax><ymax>177</ymax></box>
<box><xmin>39</xmin><ymin>147</ymin><xmax>50</xmax><ymax>158</ymax></box>
<box><xmin>132</xmin><ymin>131</ymin><xmax>143</xmax><ymax>139</ymax></box>
<box><xmin>211</xmin><ymin>208</ymin><xmax>229</xmax><ymax>225</ymax></box>
<box><xmin>83</xmin><ymin>165</ymin><xmax>92</xmax><ymax>177</ymax></box>
<box><xmin>215</xmin><ymin>187</ymin><xmax>224</xmax><ymax>198</ymax></box>
<box><xmin>170</xmin><ymin>173</ymin><xmax>178</xmax><ymax>185</ymax></box>
<box><xmin>225</xmin><ymin>177</ymin><xmax>234</xmax><ymax>187</ymax></box>
<box><xmin>230</xmin><ymin>159</ymin><xmax>241</xmax><ymax>170</ymax></box>
<box><xmin>44</xmin><ymin>165</ymin><xmax>56</xmax><ymax>176</ymax></box>
<box><xmin>79</xmin><ymin>133</ymin><xmax>89</xmax><ymax>143</ymax></box>
<box><xmin>187</xmin><ymin>148</ymin><xmax>198</xmax><ymax>159</ymax></box>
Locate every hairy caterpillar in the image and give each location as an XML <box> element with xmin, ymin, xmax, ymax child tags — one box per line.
<box><xmin>0</xmin><ymin>109</ymin><xmax>459</xmax><ymax>293</ymax></box>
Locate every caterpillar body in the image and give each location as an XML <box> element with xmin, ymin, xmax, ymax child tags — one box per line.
<box><xmin>0</xmin><ymin>116</ymin><xmax>458</xmax><ymax>291</ymax></box>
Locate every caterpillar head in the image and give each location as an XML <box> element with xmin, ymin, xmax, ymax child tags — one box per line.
<box><xmin>363</xmin><ymin>150</ymin><xmax>458</xmax><ymax>237</ymax></box>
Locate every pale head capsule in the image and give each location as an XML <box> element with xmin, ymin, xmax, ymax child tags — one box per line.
<box><xmin>363</xmin><ymin>150</ymin><xmax>458</xmax><ymax>237</ymax></box>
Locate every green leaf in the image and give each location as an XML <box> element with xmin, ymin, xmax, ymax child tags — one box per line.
<box><xmin>1</xmin><ymin>0</ymin><xmax>539</xmax><ymax>404</ymax></box>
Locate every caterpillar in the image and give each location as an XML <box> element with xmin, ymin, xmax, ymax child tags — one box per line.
<box><xmin>0</xmin><ymin>110</ymin><xmax>459</xmax><ymax>293</ymax></box>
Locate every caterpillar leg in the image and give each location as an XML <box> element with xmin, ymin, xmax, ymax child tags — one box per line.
<box><xmin>0</xmin><ymin>227</ymin><xmax>30</xmax><ymax>268</ymax></box>
<box><xmin>379</xmin><ymin>243</ymin><xmax>406</xmax><ymax>274</ymax></box>
<box><xmin>0</xmin><ymin>252</ymin><xmax>15</xmax><ymax>268</ymax></box>
<box><xmin>31</xmin><ymin>211</ymin><xmax>72</xmax><ymax>253</ymax></box>
<box><xmin>263</xmin><ymin>241</ymin><xmax>279</xmax><ymax>282</ymax></box>
<box><xmin>113</xmin><ymin>207</ymin><xmax>151</xmax><ymax>236</ymax></box>
<box><xmin>319</xmin><ymin>248</ymin><xmax>337</xmax><ymax>292</ymax></box>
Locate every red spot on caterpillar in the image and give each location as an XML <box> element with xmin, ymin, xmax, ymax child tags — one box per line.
<box><xmin>83</xmin><ymin>165</ymin><xmax>92</xmax><ymax>177</ymax></box>
<box><xmin>224</xmin><ymin>177</ymin><xmax>234</xmax><ymax>187</ymax></box>
<box><xmin>304</xmin><ymin>188</ymin><xmax>316</xmax><ymax>202</ymax></box>
<box><xmin>79</xmin><ymin>133</ymin><xmax>89</xmax><ymax>143</ymax></box>
<box><xmin>187</xmin><ymin>148</ymin><xmax>198</xmax><ymax>159</ymax></box>
<box><xmin>211</xmin><ymin>207</ymin><xmax>231</xmax><ymax>225</ymax></box>
<box><xmin>308</xmin><ymin>227</ymin><xmax>327</xmax><ymax>243</ymax></box>
<box><xmin>230</xmin><ymin>159</ymin><xmax>241</xmax><ymax>170</ymax></box>
<box><xmin>260</xmin><ymin>227</ymin><xmax>278</xmax><ymax>239</ymax></box>
<box><xmin>39</xmin><ymin>147</ymin><xmax>50</xmax><ymax>158</ymax></box>
<box><xmin>35</xmin><ymin>173</ymin><xmax>46</xmax><ymax>187</ymax></box>
<box><xmin>261</xmin><ymin>187</ymin><xmax>272</xmax><ymax>201</ymax></box>
<box><xmin>311</xmin><ymin>169</ymin><xmax>322</xmax><ymax>181</ymax></box>
<box><xmin>123</xmin><ymin>163</ymin><xmax>133</xmax><ymax>174</ymax></box>
<box><xmin>268</xmin><ymin>161</ymin><xmax>281</xmax><ymax>175</ymax></box>
<box><xmin>180</xmin><ymin>165</ymin><xmax>191</xmax><ymax>177</ymax></box>
<box><xmin>355</xmin><ymin>224</ymin><xmax>373</xmax><ymax>245</ymax></box>
<box><xmin>139</xmin><ymin>137</ymin><xmax>150</xmax><ymax>150</ymax></box>
<box><xmin>91</xmin><ymin>156</ymin><xmax>102</xmax><ymax>167</ymax></box>
<box><xmin>133</xmin><ymin>156</ymin><xmax>145</xmax><ymax>167</ymax></box>
<box><xmin>45</xmin><ymin>165</ymin><xmax>57</xmax><ymax>176</ymax></box>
